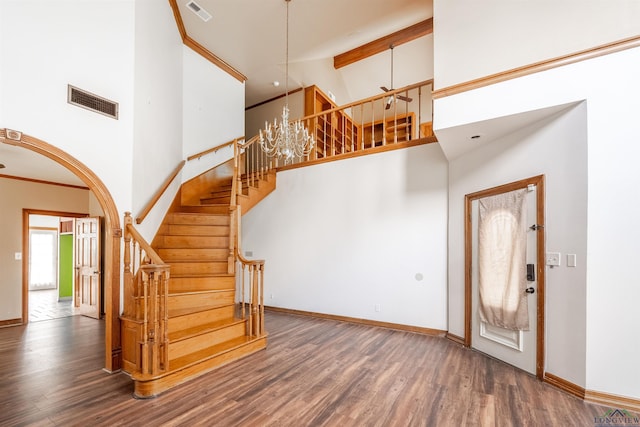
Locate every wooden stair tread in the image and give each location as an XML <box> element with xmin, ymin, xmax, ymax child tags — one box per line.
<box><xmin>169</xmin><ymin>317</ymin><xmax>245</xmax><ymax>342</ymax></box>
<box><xmin>169</xmin><ymin>335</ymin><xmax>257</xmax><ymax>371</ymax></box>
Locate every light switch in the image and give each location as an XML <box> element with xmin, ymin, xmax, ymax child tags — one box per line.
<box><xmin>546</xmin><ymin>252</ymin><xmax>561</xmax><ymax>267</ymax></box>
<box><xmin>567</xmin><ymin>254</ymin><xmax>577</xmax><ymax>267</ymax></box>
<box><xmin>14</xmin><ymin>252</ymin><xmax>22</xmax><ymax>260</ymax></box>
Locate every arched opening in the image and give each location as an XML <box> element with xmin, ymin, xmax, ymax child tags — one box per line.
<box><xmin>0</xmin><ymin>128</ymin><xmax>122</xmax><ymax>372</ymax></box>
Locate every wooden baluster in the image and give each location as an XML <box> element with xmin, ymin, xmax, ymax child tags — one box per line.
<box><xmin>160</xmin><ymin>268</ymin><xmax>169</xmax><ymax>371</ymax></box>
<box><xmin>241</xmin><ymin>263</ymin><xmax>246</xmax><ymax>320</ymax></box>
<box><xmin>228</xmin><ymin>208</ymin><xmax>235</xmax><ymax>274</ymax></box>
<box><xmin>251</xmin><ymin>265</ymin><xmax>259</xmax><ymax>337</ymax></box>
<box><xmin>140</xmin><ymin>268</ymin><xmax>149</xmax><ymax>374</ymax></box>
<box><xmin>247</xmin><ymin>266</ymin><xmax>254</xmax><ymax>337</ymax></box>
<box><xmin>123</xmin><ymin>214</ymin><xmax>133</xmax><ymax>318</ymax></box>
<box><xmin>150</xmin><ymin>268</ymin><xmax>159</xmax><ymax>375</ymax></box>
<box><xmin>259</xmin><ymin>263</ymin><xmax>265</xmax><ymax>336</ymax></box>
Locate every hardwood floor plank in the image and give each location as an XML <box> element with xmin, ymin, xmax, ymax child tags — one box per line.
<box><xmin>0</xmin><ymin>312</ymin><xmax>631</xmax><ymax>426</ymax></box>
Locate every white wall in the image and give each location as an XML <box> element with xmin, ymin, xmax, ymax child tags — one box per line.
<box><xmin>132</xmin><ymin>0</ymin><xmax>183</xmax><ymax>238</ymax></box>
<box><xmin>433</xmin><ymin>1</ymin><xmax>640</xmax><ymax>89</ymax></box>
<box><xmin>182</xmin><ymin>47</ymin><xmax>245</xmax><ymax>182</ymax></box>
<box><xmin>434</xmin><ymin>47</ymin><xmax>640</xmax><ymax>399</ymax></box>
<box><xmin>242</xmin><ymin>144</ymin><xmax>449</xmax><ymax>330</ymax></box>
<box><xmin>0</xmin><ymin>0</ymin><xmax>136</xmax><ymax>216</ymax></box>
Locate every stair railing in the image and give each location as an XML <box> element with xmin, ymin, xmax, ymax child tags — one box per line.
<box><xmin>248</xmin><ymin>80</ymin><xmax>435</xmax><ymax>170</ymax></box>
<box><xmin>121</xmin><ymin>212</ymin><xmax>170</xmax><ymax>378</ymax></box>
<box><xmin>229</xmin><ymin>201</ymin><xmax>265</xmax><ymax>338</ymax></box>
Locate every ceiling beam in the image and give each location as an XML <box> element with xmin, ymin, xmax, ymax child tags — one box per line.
<box><xmin>333</xmin><ymin>18</ymin><xmax>433</xmax><ymax>69</ymax></box>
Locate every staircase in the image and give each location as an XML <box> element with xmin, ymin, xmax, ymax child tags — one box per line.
<box><xmin>121</xmin><ymin>165</ymin><xmax>275</xmax><ymax>398</ymax></box>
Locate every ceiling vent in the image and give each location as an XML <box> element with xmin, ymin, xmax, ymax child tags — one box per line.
<box><xmin>67</xmin><ymin>85</ymin><xmax>118</xmax><ymax>120</ymax></box>
<box><xmin>186</xmin><ymin>1</ymin><xmax>212</xmax><ymax>22</ymax></box>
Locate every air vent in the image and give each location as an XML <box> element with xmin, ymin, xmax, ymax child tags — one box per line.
<box><xmin>186</xmin><ymin>1</ymin><xmax>212</xmax><ymax>22</ymax></box>
<box><xmin>67</xmin><ymin>85</ymin><xmax>119</xmax><ymax>120</ymax></box>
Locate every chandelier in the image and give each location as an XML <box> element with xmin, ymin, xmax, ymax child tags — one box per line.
<box><xmin>259</xmin><ymin>0</ymin><xmax>314</xmax><ymax>163</ymax></box>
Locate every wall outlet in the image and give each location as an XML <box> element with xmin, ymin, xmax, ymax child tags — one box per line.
<box><xmin>270</xmin><ymin>293</ymin><xmax>274</xmax><ymax>300</ymax></box>
<box><xmin>14</xmin><ymin>252</ymin><xmax>22</xmax><ymax>260</ymax></box>
<box><xmin>374</xmin><ymin>304</ymin><xmax>381</xmax><ymax>312</ymax></box>
<box><xmin>546</xmin><ymin>252</ymin><xmax>561</xmax><ymax>267</ymax></box>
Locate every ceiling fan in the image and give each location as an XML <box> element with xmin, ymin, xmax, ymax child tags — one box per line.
<box><xmin>380</xmin><ymin>45</ymin><xmax>413</xmax><ymax>110</ymax></box>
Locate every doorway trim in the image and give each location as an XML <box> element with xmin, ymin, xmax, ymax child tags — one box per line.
<box><xmin>1</xmin><ymin>128</ymin><xmax>122</xmax><ymax>372</ymax></box>
<box><xmin>23</xmin><ymin>210</ymin><xmax>89</xmax><ymax>322</ymax></box>
<box><xmin>464</xmin><ymin>174</ymin><xmax>546</xmax><ymax>379</ymax></box>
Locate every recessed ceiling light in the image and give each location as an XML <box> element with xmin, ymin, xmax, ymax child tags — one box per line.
<box><xmin>272</xmin><ymin>81</ymin><xmax>280</xmax><ymax>87</ymax></box>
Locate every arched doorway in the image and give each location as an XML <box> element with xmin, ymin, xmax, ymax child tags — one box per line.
<box><xmin>1</xmin><ymin>128</ymin><xmax>122</xmax><ymax>372</ymax></box>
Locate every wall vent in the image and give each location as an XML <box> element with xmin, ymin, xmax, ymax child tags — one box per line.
<box><xmin>67</xmin><ymin>85</ymin><xmax>119</xmax><ymax>120</ymax></box>
<box><xmin>186</xmin><ymin>1</ymin><xmax>212</xmax><ymax>22</ymax></box>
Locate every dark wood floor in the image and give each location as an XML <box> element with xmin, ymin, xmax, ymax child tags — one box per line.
<box><xmin>0</xmin><ymin>311</ymin><xmax>622</xmax><ymax>426</ymax></box>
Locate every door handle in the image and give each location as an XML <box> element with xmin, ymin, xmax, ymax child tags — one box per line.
<box><xmin>525</xmin><ymin>287</ymin><xmax>535</xmax><ymax>294</ymax></box>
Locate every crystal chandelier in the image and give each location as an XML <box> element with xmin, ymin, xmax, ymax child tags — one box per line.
<box><xmin>259</xmin><ymin>0</ymin><xmax>314</xmax><ymax>163</ymax></box>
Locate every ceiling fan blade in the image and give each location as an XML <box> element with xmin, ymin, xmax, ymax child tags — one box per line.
<box><xmin>380</xmin><ymin>86</ymin><xmax>390</xmax><ymax>92</ymax></box>
<box><xmin>397</xmin><ymin>95</ymin><xmax>413</xmax><ymax>103</ymax></box>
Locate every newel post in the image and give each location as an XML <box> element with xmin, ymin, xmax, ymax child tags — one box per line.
<box><xmin>122</xmin><ymin>213</ymin><xmax>133</xmax><ymax>318</ymax></box>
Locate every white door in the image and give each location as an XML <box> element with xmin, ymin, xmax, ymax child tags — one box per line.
<box><xmin>471</xmin><ymin>184</ymin><xmax>539</xmax><ymax>374</ymax></box>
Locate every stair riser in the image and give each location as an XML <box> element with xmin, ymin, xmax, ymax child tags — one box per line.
<box><xmin>158</xmin><ymin>248</ymin><xmax>229</xmax><ymax>261</ymax></box>
<box><xmin>167</xmin><ymin>214</ymin><xmax>229</xmax><ymax>226</ymax></box>
<box><xmin>201</xmin><ymin>197</ymin><xmax>231</xmax><ymax>205</ymax></box>
<box><xmin>168</xmin><ymin>305</ymin><xmax>236</xmax><ymax>332</ymax></box>
<box><xmin>170</xmin><ymin>262</ymin><xmax>229</xmax><ymax>276</ymax></box>
<box><xmin>168</xmin><ymin>290</ymin><xmax>235</xmax><ymax>315</ymax></box>
<box><xmin>156</xmin><ymin>235</ymin><xmax>229</xmax><ymax>249</ymax></box>
<box><xmin>169</xmin><ymin>276</ymin><xmax>235</xmax><ymax>292</ymax></box>
<box><xmin>169</xmin><ymin>322</ymin><xmax>246</xmax><ymax>360</ymax></box>
<box><xmin>180</xmin><ymin>205</ymin><xmax>230</xmax><ymax>215</ymax></box>
<box><xmin>164</xmin><ymin>225</ymin><xmax>230</xmax><ymax>236</ymax></box>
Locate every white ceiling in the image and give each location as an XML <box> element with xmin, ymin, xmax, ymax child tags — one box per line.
<box><xmin>1</xmin><ymin>0</ymin><xmax>433</xmax><ymax>187</ymax></box>
<box><xmin>180</xmin><ymin>0</ymin><xmax>433</xmax><ymax>106</ymax></box>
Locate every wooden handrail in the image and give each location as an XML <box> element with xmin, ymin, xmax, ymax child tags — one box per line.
<box><xmin>124</xmin><ymin>223</ymin><xmax>164</xmax><ymax>265</ymax></box>
<box><xmin>136</xmin><ymin>160</ymin><xmax>185</xmax><ymax>224</ymax></box>
<box><xmin>300</xmin><ymin>80</ymin><xmax>433</xmax><ymax>122</ymax></box>
<box><xmin>186</xmin><ymin>136</ymin><xmax>244</xmax><ymax>161</ymax></box>
<box><xmin>240</xmin><ymin>80</ymin><xmax>435</xmax><ymax>172</ymax></box>
<box><xmin>231</xmin><ymin>205</ymin><xmax>265</xmax><ymax>337</ymax></box>
<box><xmin>121</xmin><ymin>212</ymin><xmax>170</xmax><ymax>378</ymax></box>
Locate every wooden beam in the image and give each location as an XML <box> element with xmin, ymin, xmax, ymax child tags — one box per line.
<box><xmin>333</xmin><ymin>18</ymin><xmax>433</xmax><ymax>69</ymax></box>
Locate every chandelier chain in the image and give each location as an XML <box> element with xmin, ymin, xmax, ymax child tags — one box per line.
<box><xmin>259</xmin><ymin>0</ymin><xmax>314</xmax><ymax>164</ymax></box>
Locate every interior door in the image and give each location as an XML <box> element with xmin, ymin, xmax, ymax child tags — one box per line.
<box><xmin>75</xmin><ymin>217</ymin><xmax>101</xmax><ymax>319</ymax></box>
<box><xmin>470</xmin><ymin>182</ymin><xmax>541</xmax><ymax>375</ymax></box>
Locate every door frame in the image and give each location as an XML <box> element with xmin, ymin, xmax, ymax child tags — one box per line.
<box><xmin>464</xmin><ymin>174</ymin><xmax>546</xmax><ymax>379</ymax></box>
<box><xmin>23</xmin><ymin>210</ymin><xmax>89</xmax><ymax>321</ymax></box>
<box><xmin>3</xmin><ymin>128</ymin><xmax>122</xmax><ymax>372</ymax></box>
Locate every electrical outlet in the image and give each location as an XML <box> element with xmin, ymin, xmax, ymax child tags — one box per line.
<box><xmin>14</xmin><ymin>252</ymin><xmax>22</xmax><ymax>260</ymax></box>
<box><xmin>374</xmin><ymin>304</ymin><xmax>381</xmax><ymax>312</ymax></box>
<box><xmin>546</xmin><ymin>252</ymin><xmax>561</xmax><ymax>267</ymax></box>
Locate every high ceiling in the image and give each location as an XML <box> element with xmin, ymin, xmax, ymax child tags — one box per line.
<box><xmin>0</xmin><ymin>0</ymin><xmax>433</xmax><ymax>187</ymax></box>
<box><xmin>178</xmin><ymin>0</ymin><xmax>433</xmax><ymax>106</ymax></box>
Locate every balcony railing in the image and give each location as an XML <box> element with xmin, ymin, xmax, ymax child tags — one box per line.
<box><xmin>248</xmin><ymin>80</ymin><xmax>435</xmax><ymax>171</ymax></box>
